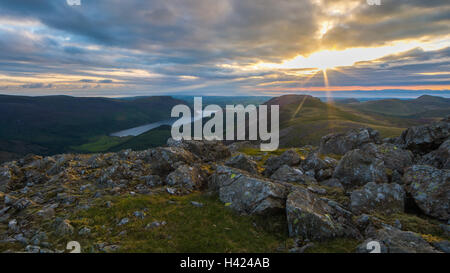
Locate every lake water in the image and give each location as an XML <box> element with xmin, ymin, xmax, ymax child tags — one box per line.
<box><xmin>110</xmin><ymin>110</ymin><xmax>217</xmax><ymax>137</ymax></box>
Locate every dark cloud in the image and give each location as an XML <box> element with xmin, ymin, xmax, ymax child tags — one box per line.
<box><xmin>0</xmin><ymin>0</ymin><xmax>448</xmax><ymax>95</ymax></box>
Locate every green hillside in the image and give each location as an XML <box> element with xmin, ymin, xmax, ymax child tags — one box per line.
<box><xmin>0</xmin><ymin>95</ymin><xmax>184</xmax><ymax>160</ymax></box>
<box><xmin>265</xmin><ymin>95</ymin><xmax>439</xmax><ymax>147</ymax></box>
<box><xmin>344</xmin><ymin>95</ymin><xmax>450</xmax><ymax>118</ymax></box>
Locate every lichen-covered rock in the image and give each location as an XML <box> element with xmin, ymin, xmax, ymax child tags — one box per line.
<box><xmin>356</xmin><ymin>226</ymin><xmax>440</xmax><ymax>253</ymax></box>
<box><xmin>301</xmin><ymin>152</ymin><xmax>337</xmax><ymax>181</ymax></box>
<box><xmin>270</xmin><ymin>164</ymin><xmax>315</xmax><ymax>185</ymax></box>
<box><xmin>262</xmin><ymin>149</ymin><xmax>301</xmax><ymax>176</ymax></box>
<box><xmin>403</xmin><ymin>165</ymin><xmax>449</xmax><ymax>221</ymax></box>
<box><xmin>166</xmin><ymin>165</ymin><xmax>204</xmax><ymax>191</ymax></box>
<box><xmin>400</xmin><ymin>118</ymin><xmax>450</xmax><ymax>155</ymax></box>
<box><xmin>373</xmin><ymin>143</ymin><xmax>414</xmax><ymax>174</ymax></box>
<box><xmin>320</xmin><ymin>178</ymin><xmax>344</xmax><ymax>190</ymax></box>
<box><xmin>319</xmin><ymin>128</ymin><xmax>381</xmax><ymax>155</ymax></box>
<box><xmin>210</xmin><ymin>165</ymin><xmax>289</xmax><ymax>215</ymax></box>
<box><xmin>419</xmin><ymin>139</ymin><xmax>449</xmax><ymax>169</ymax></box>
<box><xmin>167</xmin><ymin>138</ymin><xmax>230</xmax><ymax>162</ymax></box>
<box><xmin>333</xmin><ymin>147</ymin><xmax>388</xmax><ymax>190</ymax></box>
<box><xmin>286</xmin><ymin>188</ymin><xmax>360</xmax><ymax>241</ymax></box>
<box><xmin>145</xmin><ymin>147</ymin><xmax>198</xmax><ymax>174</ymax></box>
<box><xmin>225</xmin><ymin>153</ymin><xmax>258</xmax><ymax>174</ymax></box>
<box><xmin>350</xmin><ymin>182</ymin><xmax>405</xmax><ymax>215</ymax></box>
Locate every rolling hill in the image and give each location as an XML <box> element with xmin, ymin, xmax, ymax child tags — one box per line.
<box><xmin>265</xmin><ymin>95</ymin><xmax>445</xmax><ymax>147</ymax></box>
<box><xmin>0</xmin><ymin>95</ymin><xmax>184</xmax><ymax>162</ymax></box>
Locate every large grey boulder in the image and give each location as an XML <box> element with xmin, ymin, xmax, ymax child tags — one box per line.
<box><xmin>403</xmin><ymin>165</ymin><xmax>449</xmax><ymax>221</ymax></box>
<box><xmin>286</xmin><ymin>188</ymin><xmax>360</xmax><ymax>241</ymax></box>
<box><xmin>356</xmin><ymin>226</ymin><xmax>440</xmax><ymax>253</ymax></box>
<box><xmin>333</xmin><ymin>146</ymin><xmax>388</xmax><ymax>191</ymax></box>
<box><xmin>225</xmin><ymin>153</ymin><xmax>258</xmax><ymax>174</ymax></box>
<box><xmin>301</xmin><ymin>152</ymin><xmax>338</xmax><ymax>181</ymax></box>
<box><xmin>399</xmin><ymin>118</ymin><xmax>450</xmax><ymax>155</ymax></box>
<box><xmin>167</xmin><ymin>138</ymin><xmax>230</xmax><ymax>162</ymax></box>
<box><xmin>333</xmin><ymin>143</ymin><xmax>413</xmax><ymax>190</ymax></box>
<box><xmin>263</xmin><ymin>149</ymin><xmax>301</xmax><ymax>176</ymax></box>
<box><xmin>319</xmin><ymin>128</ymin><xmax>381</xmax><ymax>155</ymax></box>
<box><xmin>145</xmin><ymin>147</ymin><xmax>198</xmax><ymax>175</ymax></box>
<box><xmin>350</xmin><ymin>182</ymin><xmax>405</xmax><ymax>215</ymax></box>
<box><xmin>166</xmin><ymin>165</ymin><xmax>205</xmax><ymax>191</ymax></box>
<box><xmin>419</xmin><ymin>139</ymin><xmax>449</xmax><ymax>169</ymax></box>
<box><xmin>210</xmin><ymin>165</ymin><xmax>289</xmax><ymax>215</ymax></box>
<box><xmin>270</xmin><ymin>165</ymin><xmax>315</xmax><ymax>185</ymax></box>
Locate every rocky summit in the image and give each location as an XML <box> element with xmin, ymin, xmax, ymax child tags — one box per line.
<box><xmin>0</xmin><ymin>118</ymin><xmax>449</xmax><ymax>253</ymax></box>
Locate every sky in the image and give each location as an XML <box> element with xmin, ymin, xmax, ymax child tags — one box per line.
<box><xmin>0</xmin><ymin>0</ymin><xmax>449</xmax><ymax>97</ymax></box>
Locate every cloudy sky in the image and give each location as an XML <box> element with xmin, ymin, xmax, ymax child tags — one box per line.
<box><xmin>0</xmin><ymin>0</ymin><xmax>449</xmax><ymax>97</ymax></box>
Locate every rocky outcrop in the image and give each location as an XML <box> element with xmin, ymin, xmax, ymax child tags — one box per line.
<box><xmin>403</xmin><ymin>165</ymin><xmax>449</xmax><ymax>221</ymax></box>
<box><xmin>166</xmin><ymin>165</ymin><xmax>205</xmax><ymax>192</ymax></box>
<box><xmin>419</xmin><ymin>139</ymin><xmax>449</xmax><ymax>169</ymax></box>
<box><xmin>210</xmin><ymin>165</ymin><xmax>289</xmax><ymax>215</ymax></box>
<box><xmin>399</xmin><ymin>118</ymin><xmax>450</xmax><ymax>155</ymax></box>
<box><xmin>356</xmin><ymin>226</ymin><xmax>440</xmax><ymax>253</ymax></box>
<box><xmin>146</xmin><ymin>147</ymin><xmax>198</xmax><ymax>175</ymax></box>
<box><xmin>225</xmin><ymin>153</ymin><xmax>258</xmax><ymax>174</ymax></box>
<box><xmin>286</xmin><ymin>188</ymin><xmax>360</xmax><ymax>241</ymax></box>
<box><xmin>319</xmin><ymin>128</ymin><xmax>381</xmax><ymax>155</ymax></box>
<box><xmin>350</xmin><ymin>182</ymin><xmax>405</xmax><ymax>215</ymax></box>
<box><xmin>270</xmin><ymin>165</ymin><xmax>315</xmax><ymax>185</ymax></box>
<box><xmin>167</xmin><ymin>138</ymin><xmax>230</xmax><ymax>162</ymax></box>
<box><xmin>301</xmin><ymin>152</ymin><xmax>337</xmax><ymax>181</ymax></box>
<box><xmin>333</xmin><ymin>147</ymin><xmax>388</xmax><ymax>190</ymax></box>
<box><xmin>333</xmin><ymin>143</ymin><xmax>413</xmax><ymax>190</ymax></box>
<box><xmin>263</xmin><ymin>149</ymin><xmax>301</xmax><ymax>176</ymax></box>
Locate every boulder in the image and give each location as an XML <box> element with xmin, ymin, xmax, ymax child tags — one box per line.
<box><xmin>419</xmin><ymin>139</ymin><xmax>449</xmax><ymax>169</ymax></box>
<box><xmin>319</xmin><ymin>128</ymin><xmax>381</xmax><ymax>155</ymax></box>
<box><xmin>209</xmin><ymin>165</ymin><xmax>289</xmax><ymax>215</ymax></box>
<box><xmin>166</xmin><ymin>165</ymin><xmax>204</xmax><ymax>191</ymax></box>
<box><xmin>320</xmin><ymin>178</ymin><xmax>344</xmax><ymax>190</ymax></box>
<box><xmin>270</xmin><ymin>165</ymin><xmax>315</xmax><ymax>185</ymax></box>
<box><xmin>333</xmin><ymin>147</ymin><xmax>388</xmax><ymax>190</ymax></box>
<box><xmin>350</xmin><ymin>182</ymin><xmax>405</xmax><ymax>215</ymax></box>
<box><xmin>400</xmin><ymin>118</ymin><xmax>450</xmax><ymax>154</ymax></box>
<box><xmin>286</xmin><ymin>188</ymin><xmax>360</xmax><ymax>241</ymax></box>
<box><xmin>145</xmin><ymin>147</ymin><xmax>198</xmax><ymax>175</ymax></box>
<box><xmin>301</xmin><ymin>152</ymin><xmax>337</xmax><ymax>181</ymax></box>
<box><xmin>167</xmin><ymin>138</ymin><xmax>230</xmax><ymax>162</ymax></box>
<box><xmin>263</xmin><ymin>149</ymin><xmax>301</xmax><ymax>176</ymax></box>
<box><xmin>225</xmin><ymin>153</ymin><xmax>258</xmax><ymax>174</ymax></box>
<box><xmin>356</xmin><ymin>226</ymin><xmax>440</xmax><ymax>253</ymax></box>
<box><xmin>403</xmin><ymin>165</ymin><xmax>449</xmax><ymax>221</ymax></box>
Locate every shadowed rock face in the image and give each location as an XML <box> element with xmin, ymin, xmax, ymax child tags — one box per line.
<box><xmin>286</xmin><ymin>188</ymin><xmax>360</xmax><ymax>241</ymax></box>
<box><xmin>400</xmin><ymin>118</ymin><xmax>450</xmax><ymax>155</ymax></box>
<box><xmin>262</xmin><ymin>149</ymin><xmax>301</xmax><ymax>176</ymax></box>
<box><xmin>270</xmin><ymin>164</ymin><xmax>315</xmax><ymax>185</ymax></box>
<box><xmin>225</xmin><ymin>153</ymin><xmax>258</xmax><ymax>174</ymax></box>
<box><xmin>333</xmin><ymin>143</ymin><xmax>414</xmax><ymax>191</ymax></box>
<box><xmin>318</xmin><ymin>128</ymin><xmax>381</xmax><ymax>155</ymax></box>
<box><xmin>419</xmin><ymin>139</ymin><xmax>450</xmax><ymax>169</ymax></box>
<box><xmin>210</xmin><ymin>165</ymin><xmax>289</xmax><ymax>215</ymax></box>
<box><xmin>403</xmin><ymin>165</ymin><xmax>450</xmax><ymax>221</ymax></box>
<box><xmin>350</xmin><ymin>182</ymin><xmax>405</xmax><ymax>215</ymax></box>
<box><xmin>333</xmin><ymin>147</ymin><xmax>388</xmax><ymax>190</ymax></box>
<box><xmin>356</xmin><ymin>226</ymin><xmax>440</xmax><ymax>253</ymax></box>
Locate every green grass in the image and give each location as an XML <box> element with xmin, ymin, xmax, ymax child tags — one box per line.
<box><xmin>64</xmin><ymin>192</ymin><xmax>289</xmax><ymax>253</ymax></box>
<box><xmin>71</xmin><ymin>135</ymin><xmax>131</xmax><ymax>153</ymax></box>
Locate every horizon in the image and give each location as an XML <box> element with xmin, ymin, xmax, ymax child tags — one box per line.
<box><xmin>0</xmin><ymin>1</ymin><xmax>449</xmax><ymax>97</ymax></box>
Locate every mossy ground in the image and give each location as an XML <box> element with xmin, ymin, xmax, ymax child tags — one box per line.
<box><xmin>61</xmin><ymin>192</ymin><xmax>290</xmax><ymax>253</ymax></box>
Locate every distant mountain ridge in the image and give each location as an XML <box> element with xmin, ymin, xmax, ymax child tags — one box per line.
<box><xmin>343</xmin><ymin>95</ymin><xmax>450</xmax><ymax>118</ymax></box>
